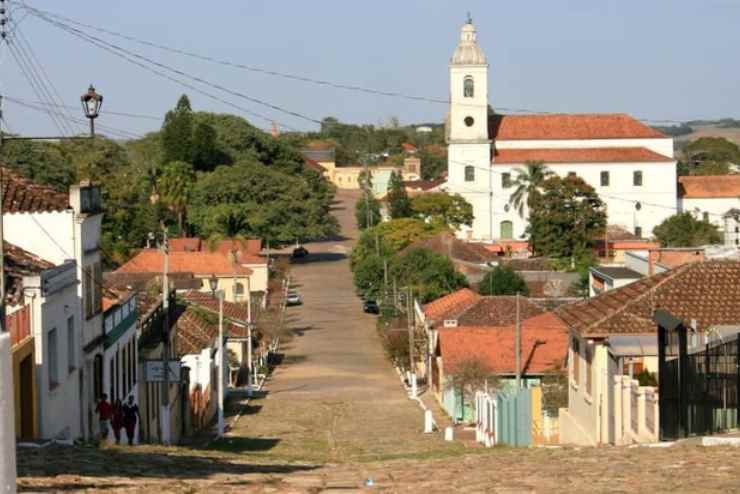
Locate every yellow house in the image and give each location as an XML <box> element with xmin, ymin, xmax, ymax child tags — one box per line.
<box><xmin>7</xmin><ymin>306</ymin><xmax>38</xmax><ymax>440</ymax></box>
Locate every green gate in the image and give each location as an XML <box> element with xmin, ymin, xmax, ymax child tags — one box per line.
<box><xmin>496</xmin><ymin>388</ymin><xmax>532</xmax><ymax>446</ymax></box>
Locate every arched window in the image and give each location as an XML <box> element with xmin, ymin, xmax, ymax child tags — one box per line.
<box><xmin>463</xmin><ymin>76</ymin><xmax>474</xmax><ymax>98</ymax></box>
<box><xmin>464</xmin><ymin>165</ymin><xmax>475</xmax><ymax>182</ymax></box>
<box><xmin>500</xmin><ymin>221</ymin><xmax>513</xmax><ymax>240</ymax></box>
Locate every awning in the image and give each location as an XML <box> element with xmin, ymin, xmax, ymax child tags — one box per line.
<box><xmin>606</xmin><ymin>334</ymin><xmax>658</xmax><ymax>358</ymax></box>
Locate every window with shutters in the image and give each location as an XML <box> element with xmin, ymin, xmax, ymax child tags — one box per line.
<box><xmin>585</xmin><ymin>344</ymin><xmax>593</xmax><ymax>396</ymax></box>
<box><xmin>572</xmin><ymin>338</ymin><xmax>580</xmax><ymax>386</ymax></box>
<box><xmin>464</xmin><ymin>165</ymin><xmax>475</xmax><ymax>182</ymax></box>
<box><xmin>633</xmin><ymin>170</ymin><xmax>643</xmax><ymax>186</ymax></box>
<box><xmin>463</xmin><ymin>76</ymin><xmax>474</xmax><ymax>98</ymax></box>
<box><xmin>600</xmin><ymin>171</ymin><xmax>610</xmax><ymax>186</ymax></box>
<box><xmin>502</xmin><ymin>173</ymin><xmax>512</xmax><ymax>188</ymax></box>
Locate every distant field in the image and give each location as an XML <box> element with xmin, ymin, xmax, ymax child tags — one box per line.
<box><xmin>675</xmin><ymin>125</ymin><xmax>740</xmax><ymax>145</ymax></box>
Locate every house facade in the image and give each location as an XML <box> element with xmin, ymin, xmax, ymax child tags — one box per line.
<box><xmin>678</xmin><ymin>175</ymin><xmax>740</xmax><ymax>230</ymax></box>
<box><xmin>445</xmin><ymin>21</ymin><xmax>677</xmax><ymax>242</ymax></box>
<box><xmin>556</xmin><ymin>260</ymin><xmax>740</xmax><ymax>445</ymax></box>
<box><xmin>2</xmin><ymin>168</ymin><xmax>104</xmax><ymax>439</ymax></box>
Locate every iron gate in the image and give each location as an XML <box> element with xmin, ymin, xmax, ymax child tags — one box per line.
<box><xmin>657</xmin><ymin>310</ymin><xmax>740</xmax><ymax>440</ymax></box>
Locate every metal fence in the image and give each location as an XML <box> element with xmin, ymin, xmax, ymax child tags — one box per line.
<box><xmin>658</xmin><ymin>315</ymin><xmax>739</xmax><ymax>440</ymax></box>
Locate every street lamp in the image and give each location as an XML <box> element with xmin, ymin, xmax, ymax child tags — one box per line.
<box><xmin>80</xmin><ymin>84</ymin><xmax>103</xmax><ymax>138</ymax></box>
<box><xmin>208</xmin><ymin>274</ymin><xmax>218</xmax><ymax>298</ymax></box>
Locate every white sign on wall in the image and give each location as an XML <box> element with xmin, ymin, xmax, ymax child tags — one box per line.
<box><xmin>144</xmin><ymin>361</ymin><xmax>182</xmax><ymax>383</ymax></box>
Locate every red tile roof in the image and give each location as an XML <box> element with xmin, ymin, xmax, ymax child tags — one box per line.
<box><xmin>169</xmin><ymin>238</ymin><xmax>265</xmax><ymax>263</ymax></box>
<box><xmin>1</xmin><ymin>167</ymin><xmax>69</xmax><ymax>214</ymax></box>
<box><xmin>402</xmin><ymin>143</ymin><xmax>418</xmax><ymax>153</ymax></box>
<box><xmin>492</xmin><ymin>147</ymin><xmax>672</xmax><ymax>164</ymax></box>
<box><xmin>555</xmin><ymin>260</ymin><xmax>740</xmax><ymax>337</ymax></box>
<box><xmin>304</xmin><ymin>157</ymin><xmax>327</xmax><ymax>173</ymax></box>
<box><xmin>407</xmin><ymin>233</ymin><xmax>497</xmax><ymax>264</ymax></box>
<box><xmin>423</xmin><ymin>288</ymin><xmax>480</xmax><ymax>322</ymax></box>
<box><xmin>438</xmin><ymin>312</ymin><xmax>569</xmax><ymax>375</ymax></box>
<box><xmin>183</xmin><ymin>290</ymin><xmax>250</xmax><ymax>324</ymax></box>
<box><xmin>117</xmin><ymin>249</ymin><xmax>253</xmax><ymax>276</ymax></box>
<box><xmin>489</xmin><ymin>113</ymin><xmax>666</xmax><ymax>141</ymax></box>
<box><xmin>169</xmin><ymin>238</ymin><xmax>202</xmax><ymax>252</ymax></box>
<box><xmin>4</xmin><ymin>241</ymin><xmax>55</xmax><ymax>304</ymax></box>
<box><xmin>176</xmin><ymin>306</ymin><xmax>248</xmax><ymax>357</ymax></box>
<box><xmin>456</xmin><ymin>296</ymin><xmax>545</xmax><ymax>327</ymax></box>
<box><xmin>678</xmin><ymin>175</ymin><xmax>740</xmax><ymax>198</ymax></box>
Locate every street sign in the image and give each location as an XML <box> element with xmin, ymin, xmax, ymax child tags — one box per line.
<box><xmin>144</xmin><ymin>360</ymin><xmax>182</xmax><ymax>383</ymax></box>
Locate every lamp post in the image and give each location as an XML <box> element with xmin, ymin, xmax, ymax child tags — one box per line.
<box><xmin>1</xmin><ymin>85</ymin><xmax>104</xmax><ymax>334</ymax></box>
<box><xmin>80</xmin><ymin>84</ymin><xmax>103</xmax><ymax>138</ymax></box>
<box><xmin>207</xmin><ymin>275</ymin><xmax>225</xmax><ymax>437</ymax></box>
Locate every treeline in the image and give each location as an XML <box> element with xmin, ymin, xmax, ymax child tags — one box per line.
<box><xmin>0</xmin><ymin>95</ymin><xmax>338</xmax><ymax>266</ymax></box>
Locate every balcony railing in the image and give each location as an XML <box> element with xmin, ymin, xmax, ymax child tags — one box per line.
<box><xmin>6</xmin><ymin>305</ymin><xmax>32</xmax><ymax>347</ymax></box>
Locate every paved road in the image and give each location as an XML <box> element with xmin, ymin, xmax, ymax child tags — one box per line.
<box><xmin>228</xmin><ymin>189</ymin><xmax>462</xmax><ymax>463</ymax></box>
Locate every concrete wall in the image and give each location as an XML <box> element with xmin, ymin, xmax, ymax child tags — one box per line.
<box><xmin>193</xmin><ymin>274</ymin><xmax>257</xmax><ymax>304</ymax></box>
<box><xmin>27</xmin><ymin>278</ymin><xmax>83</xmax><ymax>440</ymax></box>
<box><xmin>2</xmin><ymin>210</ymin><xmax>75</xmax><ymax>266</ymax></box>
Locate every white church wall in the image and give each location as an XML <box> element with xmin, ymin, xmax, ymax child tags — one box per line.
<box><xmin>495</xmin><ymin>138</ymin><xmax>674</xmax><ymax>159</ymax></box>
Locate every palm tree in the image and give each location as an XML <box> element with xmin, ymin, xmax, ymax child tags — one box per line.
<box><xmin>158</xmin><ymin>160</ymin><xmax>195</xmax><ymax>234</ymax></box>
<box><xmin>508</xmin><ymin>160</ymin><xmax>552</xmax><ymax>254</ymax></box>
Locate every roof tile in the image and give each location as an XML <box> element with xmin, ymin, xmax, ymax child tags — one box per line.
<box><xmin>490</xmin><ymin>113</ymin><xmax>666</xmax><ymax>140</ymax></box>
<box><xmin>117</xmin><ymin>249</ymin><xmax>254</xmax><ymax>276</ymax></box>
<box><xmin>678</xmin><ymin>175</ymin><xmax>740</xmax><ymax>198</ymax></box>
<box><xmin>1</xmin><ymin>167</ymin><xmax>69</xmax><ymax>214</ymax></box>
<box><xmin>492</xmin><ymin>147</ymin><xmax>671</xmax><ymax>165</ymax></box>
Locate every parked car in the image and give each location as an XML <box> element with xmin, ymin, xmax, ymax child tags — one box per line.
<box><xmin>363</xmin><ymin>299</ymin><xmax>379</xmax><ymax>314</ymax></box>
<box><xmin>292</xmin><ymin>246</ymin><xmax>309</xmax><ymax>259</ymax></box>
<box><xmin>286</xmin><ymin>291</ymin><xmax>302</xmax><ymax>306</ymax></box>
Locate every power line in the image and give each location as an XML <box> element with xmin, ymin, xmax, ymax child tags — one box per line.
<box><xmin>5</xmin><ymin>95</ymin><xmax>162</xmax><ymax>121</ymax></box>
<box><xmin>25</xmin><ymin>6</ymin><xmax>320</xmax><ymax>127</ymax></box>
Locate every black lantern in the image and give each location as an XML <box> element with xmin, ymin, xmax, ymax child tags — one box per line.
<box><xmin>80</xmin><ymin>84</ymin><xmax>103</xmax><ymax>137</ymax></box>
<box><xmin>208</xmin><ymin>274</ymin><xmax>218</xmax><ymax>298</ymax></box>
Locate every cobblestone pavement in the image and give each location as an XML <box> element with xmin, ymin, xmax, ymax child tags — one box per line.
<box><xmin>17</xmin><ymin>443</ymin><xmax>740</xmax><ymax>492</ymax></box>
<box><xmin>15</xmin><ymin>190</ymin><xmax>740</xmax><ymax>491</ymax></box>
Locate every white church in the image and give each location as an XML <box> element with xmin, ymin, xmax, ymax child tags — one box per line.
<box><xmin>445</xmin><ymin>19</ymin><xmax>678</xmax><ymax>242</ymax></box>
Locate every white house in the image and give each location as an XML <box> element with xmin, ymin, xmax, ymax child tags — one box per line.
<box><xmin>445</xmin><ymin>20</ymin><xmax>677</xmax><ymax>242</ymax></box>
<box><xmin>5</xmin><ymin>241</ymin><xmax>81</xmax><ymax>440</ymax></box>
<box><xmin>2</xmin><ymin>168</ymin><xmax>104</xmax><ymax>440</ymax></box>
<box><xmin>678</xmin><ymin>175</ymin><xmax>740</xmax><ymax>230</ymax></box>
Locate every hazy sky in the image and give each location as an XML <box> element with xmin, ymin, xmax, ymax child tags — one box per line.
<box><xmin>1</xmin><ymin>0</ymin><xmax>739</xmax><ymax>138</ymax></box>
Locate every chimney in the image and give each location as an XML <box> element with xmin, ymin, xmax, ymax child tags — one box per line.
<box><xmin>69</xmin><ymin>182</ymin><xmax>102</xmax><ymax>216</ymax></box>
<box><xmin>648</xmin><ymin>249</ymin><xmax>658</xmax><ymax>276</ymax></box>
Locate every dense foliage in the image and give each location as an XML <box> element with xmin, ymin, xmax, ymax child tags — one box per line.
<box><xmin>355</xmin><ymin>195</ymin><xmax>382</xmax><ymax>230</ymax></box>
<box><xmin>679</xmin><ymin>137</ymin><xmax>740</xmax><ymax>176</ymax></box>
<box><xmin>0</xmin><ymin>94</ymin><xmax>337</xmax><ymax>266</ymax></box>
<box><xmin>410</xmin><ymin>192</ymin><xmax>474</xmax><ymax>229</ymax></box>
<box><xmin>386</xmin><ymin>171</ymin><xmax>412</xmax><ymax>219</ymax></box>
<box><xmin>478</xmin><ymin>265</ymin><xmax>529</xmax><ymax>296</ymax></box>
<box><xmin>653</xmin><ymin>212</ymin><xmax>721</xmax><ymax>247</ymax></box>
<box><xmin>391</xmin><ymin>248</ymin><xmax>468</xmax><ymax>303</ymax></box>
<box><xmin>528</xmin><ymin>175</ymin><xmax>607</xmax><ymax>259</ymax></box>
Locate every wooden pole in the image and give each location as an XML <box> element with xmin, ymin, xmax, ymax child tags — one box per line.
<box><xmin>161</xmin><ymin>227</ymin><xmax>171</xmax><ymax>444</ymax></box>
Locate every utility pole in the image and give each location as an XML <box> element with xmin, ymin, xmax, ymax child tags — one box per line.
<box><xmin>515</xmin><ymin>292</ymin><xmax>521</xmax><ymax>389</ymax></box>
<box><xmin>393</xmin><ymin>278</ymin><xmax>398</xmax><ymax>309</ymax></box>
<box><xmin>407</xmin><ymin>286</ymin><xmax>416</xmax><ymax>397</ymax></box>
<box><xmin>160</xmin><ymin>226</ymin><xmax>171</xmax><ymax>445</ymax></box>
<box><xmin>246</xmin><ymin>276</ymin><xmax>254</xmax><ymax>387</ymax></box>
<box><xmin>383</xmin><ymin>259</ymin><xmax>389</xmax><ymax>305</ymax></box>
<box><xmin>217</xmin><ymin>290</ymin><xmax>224</xmax><ymax>437</ymax></box>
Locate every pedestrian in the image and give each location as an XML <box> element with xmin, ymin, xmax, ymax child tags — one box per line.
<box><xmin>122</xmin><ymin>395</ymin><xmax>140</xmax><ymax>446</ymax></box>
<box><xmin>94</xmin><ymin>394</ymin><xmax>113</xmax><ymax>442</ymax></box>
<box><xmin>111</xmin><ymin>399</ymin><xmax>124</xmax><ymax>445</ymax></box>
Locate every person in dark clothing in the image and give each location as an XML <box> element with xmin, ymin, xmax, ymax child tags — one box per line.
<box><xmin>111</xmin><ymin>399</ymin><xmax>124</xmax><ymax>445</ymax></box>
<box><xmin>122</xmin><ymin>396</ymin><xmax>140</xmax><ymax>446</ymax></box>
<box><xmin>95</xmin><ymin>394</ymin><xmax>113</xmax><ymax>441</ymax></box>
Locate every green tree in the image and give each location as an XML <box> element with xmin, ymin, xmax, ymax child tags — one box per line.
<box><xmin>653</xmin><ymin>212</ymin><xmax>721</xmax><ymax>247</ymax></box>
<box><xmin>529</xmin><ymin>175</ymin><xmax>607</xmax><ymax>259</ymax></box>
<box><xmin>191</xmin><ymin>121</ymin><xmax>219</xmax><ymax>172</ymax></box>
<box><xmin>352</xmin><ymin>253</ymin><xmax>385</xmax><ymax>299</ymax></box>
<box><xmin>508</xmin><ymin>161</ymin><xmax>552</xmax><ymax>253</ymax></box>
<box><xmin>479</xmin><ymin>265</ymin><xmax>529</xmax><ymax>296</ymax></box>
<box><xmin>411</xmin><ymin>192</ymin><xmax>473</xmax><ymax>229</ymax></box>
<box><xmin>419</xmin><ymin>147</ymin><xmax>447</xmax><ymax>180</ymax></box>
<box><xmin>158</xmin><ymin>161</ymin><xmax>195</xmax><ymax>234</ymax></box>
<box><xmin>355</xmin><ymin>195</ymin><xmax>381</xmax><ymax>230</ymax></box>
<box><xmin>387</xmin><ymin>171</ymin><xmax>412</xmax><ymax>219</ymax></box>
<box><xmin>161</xmin><ymin>94</ymin><xmax>194</xmax><ymax>163</ymax></box>
<box><xmin>392</xmin><ymin>247</ymin><xmax>468</xmax><ymax>303</ymax></box>
<box><xmin>189</xmin><ymin>161</ymin><xmax>337</xmax><ymax>244</ymax></box>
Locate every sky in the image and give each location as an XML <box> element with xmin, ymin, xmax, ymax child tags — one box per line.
<box><xmin>1</xmin><ymin>0</ymin><xmax>739</xmax><ymax>138</ymax></box>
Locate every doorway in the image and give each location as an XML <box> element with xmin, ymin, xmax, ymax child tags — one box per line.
<box><xmin>19</xmin><ymin>355</ymin><xmax>35</xmax><ymax>439</ymax></box>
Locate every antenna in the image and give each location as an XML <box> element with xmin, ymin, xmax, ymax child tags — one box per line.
<box><xmin>466</xmin><ymin>12</ymin><xmax>473</xmax><ymax>24</ymax></box>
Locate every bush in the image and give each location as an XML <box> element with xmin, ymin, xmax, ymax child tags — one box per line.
<box><xmin>636</xmin><ymin>369</ymin><xmax>658</xmax><ymax>387</ymax></box>
<box><xmin>478</xmin><ymin>265</ymin><xmax>529</xmax><ymax>296</ymax></box>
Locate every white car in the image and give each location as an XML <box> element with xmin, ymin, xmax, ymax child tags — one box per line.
<box><xmin>286</xmin><ymin>291</ymin><xmax>302</xmax><ymax>306</ymax></box>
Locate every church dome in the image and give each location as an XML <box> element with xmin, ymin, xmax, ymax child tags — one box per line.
<box><xmin>450</xmin><ymin>20</ymin><xmax>487</xmax><ymax>65</ymax></box>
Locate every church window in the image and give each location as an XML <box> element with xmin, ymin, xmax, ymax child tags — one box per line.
<box><xmin>464</xmin><ymin>116</ymin><xmax>475</xmax><ymax>127</ymax></box>
<box><xmin>600</xmin><ymin>171</ymin><xmax>610</xmax><ymax>187</ymax></box>
<box><xmin>567</xmin><ymin>171</ymin><xmax>576</xmax><ymax>178</ymax></box>
<box><xmin>500</xmin><ymin>220</ymin><xmax>513</xmax><ymax>240</ymax></box>
<box><xmin>703</xmin><ymin>212</ymin><xmax>709</xmax><ymax>222</ymax></box>
<box><xmin>633</xmin><ymin>171</ymin><xmax>643</xmax><ymax>186</ymax></box>
<box><xmin>464</xmin><ymin>165</ymin><xmax>475</xmax><ymax>182</ymax></box>
<box><xmin>502</xmin><ymin>173</ymin><xmax>512</xmax><ymax>188</ymax></box>
<box><xmin>464</xmin><ymin>76</ymin><xmax>474</xmax><ymax>98</ymax></box>
<box><xmin>635</xmin><ymin>226</ymin><xmax>642</xmax><ymax>238</ymax></box>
